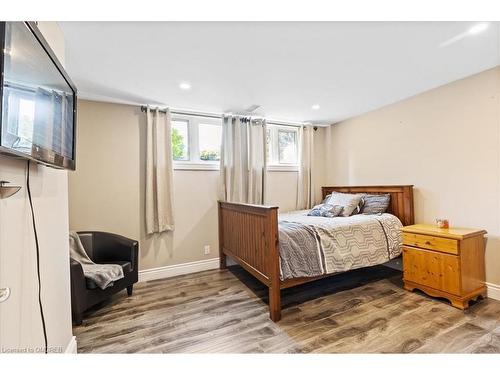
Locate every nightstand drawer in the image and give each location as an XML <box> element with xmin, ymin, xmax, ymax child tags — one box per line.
<box><xmin>403</xmin><ymin>232</ymin><xmax>458</xmax><ymax>255</ymax></box>
<box><xmin>403</xmin><ymin>246</ymin><xmax>460</xmax><ymax>295</ymax></box>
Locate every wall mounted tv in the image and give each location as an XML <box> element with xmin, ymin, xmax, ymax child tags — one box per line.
<box><xmin>0</xmin><ymin>22</ymin><xmax>77</xmax><ymax>170</ymax></box>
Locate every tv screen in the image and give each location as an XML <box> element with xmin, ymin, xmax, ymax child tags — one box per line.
<box><xmin>0</xmin><ymin>22</ymin><xmax>77</xmax><ymax>170</ymax></box>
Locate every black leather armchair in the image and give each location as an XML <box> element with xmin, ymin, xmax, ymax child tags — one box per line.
<box><xmin>70</xmin><ymin>231</ymin><xmax>139</xmax><ymax>325</ymax></box>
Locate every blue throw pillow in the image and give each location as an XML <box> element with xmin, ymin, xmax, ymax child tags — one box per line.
<box><xmin>308</xmin><ymin>204</ymin><xmax>343</xmax><ymax>218</ymax></box>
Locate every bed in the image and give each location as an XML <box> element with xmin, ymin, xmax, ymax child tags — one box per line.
<box><xmin>218</xmin><ymin>185</ymin><xmax>414</xmax><ymax>322</ymax></box>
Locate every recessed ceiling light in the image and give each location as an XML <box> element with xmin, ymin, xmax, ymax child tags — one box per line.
<box><xmin>179</xmin><ymin>82</ymin><xmax>191</xmax><ymax>90</ymax></box>
<box><xmin>468</xmin><ymin>22</ymin><xmax>489</xmax><ymax>35</ymax></box>
<box><xmin>311</xmin><ymin>104</ymin><xmax>320</xmax><ymax>110</ymax></box>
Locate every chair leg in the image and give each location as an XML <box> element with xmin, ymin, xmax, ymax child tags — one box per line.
<box><xmin>127</xmin><ymin>285</ymin><xmax>134</xmax><ymax>296</ymax></box>
<box><xmin>73</xmin><ymin>312</ymin><xmax>83</xmax><ymax>326</ymax></box>
<box><xmin>219</xmin><ymin>252</ymin><xmax>227</xmax><ymax>270</ymax></box>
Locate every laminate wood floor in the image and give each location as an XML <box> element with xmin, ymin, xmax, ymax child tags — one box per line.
<box><xmin>73</xmin><ymin>265</ymin><xmax>500</xmax><ymax>353</ymax></box>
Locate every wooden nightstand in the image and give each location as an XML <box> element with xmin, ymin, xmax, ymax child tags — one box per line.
<box><xmin>402</xmin><ymin>224</ymin><xmax>487</xmax><ymax>309</ymax></box>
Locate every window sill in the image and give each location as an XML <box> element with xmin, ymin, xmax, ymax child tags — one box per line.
<box><xmin>173</xmin><ymin>163</ymin><xmax>298</xmax><ymax>172</ymax></box>
<box><xmin>266</xmin><ymin>165</ymin><xmax>299</xmax><ymax>172</ymax></box>
<box><xmin>173</xmin><ymin>162</ymin><xmax>220</xmax><ymax>171</ymax></box>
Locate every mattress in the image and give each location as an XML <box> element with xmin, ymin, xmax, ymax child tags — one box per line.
<box><xmin>278</xmin><ymin>211</ymin><xmax>403</xmax><ymax>280</ymax></box>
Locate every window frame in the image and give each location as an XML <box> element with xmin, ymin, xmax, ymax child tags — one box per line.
<box><xmin>266</xmin><ymin>124</ymin><xmax>300</xmax><ymax>172</ymax></box>
<box><xmin>171</xmin><ymin>118</ymin><xmax>190</xmax><ymax>162</ymax></box>
<box><xmin>198</xmin><ymin>121</ymin><xmax>223</xmax><ymax>163</ymax></box>
<box><xmin>171</xmin><ymin>116</ymin><xmax>300</xmax><ymax>172</ymax></box>
<box><xmin>172</xmin><ymin>114</ymin><xmax>222</xmax><ymax>171</ymax></box>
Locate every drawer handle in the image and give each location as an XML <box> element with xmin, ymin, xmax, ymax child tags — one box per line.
<box><xmin>425</xmin><ymin>241</ymin><xmax>432</xmax><ymax>245</ymax></box>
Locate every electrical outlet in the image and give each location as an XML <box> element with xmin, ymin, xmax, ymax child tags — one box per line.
<box><xmin>204</xmin><ymin>245</ymin><xmax>211</xmax><ymax>255</ymax></box>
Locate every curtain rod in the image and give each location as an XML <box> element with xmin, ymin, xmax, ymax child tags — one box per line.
<box><xmin>139</xmin><ymin>105</ymin><xmax>307</xmax><ymax>128</ymax></box>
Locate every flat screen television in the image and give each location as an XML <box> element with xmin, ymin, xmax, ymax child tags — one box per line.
<box><xmin>0</xmin><ymin>22</ymin><xmax>77</xmax><ymax>170</ymax></box>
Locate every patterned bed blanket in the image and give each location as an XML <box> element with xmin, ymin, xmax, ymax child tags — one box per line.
<box><xmin>278</xmin><ymin>211</ymin><xmax>402</xmax><ymax>280</ymax></box>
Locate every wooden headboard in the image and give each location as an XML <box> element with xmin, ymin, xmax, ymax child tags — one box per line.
<box><xmin>321</xmin><ymin>185</ymin><xmax>414</xmax><ymax>226</ymax></box>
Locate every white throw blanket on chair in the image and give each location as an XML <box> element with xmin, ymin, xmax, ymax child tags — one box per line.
<box><xmin>69</xmin><ymin>231</ymin><xmax>124</xmax><ymax>290</ymax></box>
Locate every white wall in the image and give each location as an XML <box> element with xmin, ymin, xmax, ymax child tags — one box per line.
<box><xmin>326</xmin><ymin>66</ymin><xmax>500</xmax><ymax>285</ymax></box>
<box><xmin>69</xmin><ymin>100</ymin><xmax>326</xmax><ymax>271</ymax></box>
<box><xmin>0</xmin><ymin>22</ymin><xmax>73</xmax><ymax>353</ymax></box>
<box><xmin>68</xmin><ymin>100</ymin><xmax>220</xmax><ymax>271</ymax></box>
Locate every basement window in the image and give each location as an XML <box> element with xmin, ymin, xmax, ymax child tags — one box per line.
<box><xmin>266</xmin><ymin>125</ymin><xmax>299</xmax><ymax>171</ymax></box>
<box><xmin>171</xmin><ymin>117</ymin><xmax>299</xmax><ymax>172</ymax></box>
<box><xmin>198</xmin><ymin>123</ymin><xmax>222</xmax><ymax>162</ymax></box>
<box><xmin>171</xmin><ymin>115</ymin><xmax>222</xmax><ymax>170</ymax></box>
<box><xmin>172</xmin><ymin>119</ymin><xmax>189</xmax><ymax>161</ymax></box>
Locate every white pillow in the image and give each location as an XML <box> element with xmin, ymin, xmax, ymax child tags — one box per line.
<box><xmin>326</xmin><ymin>192</ymin><xmax>364</xmax><ymax>217</ymax></box>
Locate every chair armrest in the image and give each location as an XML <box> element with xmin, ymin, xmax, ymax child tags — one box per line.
<box><xmin>78</xmin><ymin>231</ymin><xmax>139</xmax><ymax>271</ymax></box>
<box><xmin>70</xmin><ymin>258</ymin><xmax>87</xmax><ymax>306</ymax></box>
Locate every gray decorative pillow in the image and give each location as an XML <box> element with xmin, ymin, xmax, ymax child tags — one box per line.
<box><xmin>350</xmin><ymin>195</ymin><xmax>366</xmax><ymax>215</ymax></box>
<box><xmin>360</xmin><ymin>194</ymin><xmax>391</xmax><ymax>214</ymax></box>
<box><xmin>323</xmin><ymin>193</ymin><xmax>364</xmax><ymax>215</ymax></box>
<box><xmin>308</xmin><ymin>204</ymin><xmax>343</xmax><ymax>218</ymax></box>
<box><xmin>326</xmin><ymin>192</ymin><xmax>364</xmax><ymax>217</ymax></box>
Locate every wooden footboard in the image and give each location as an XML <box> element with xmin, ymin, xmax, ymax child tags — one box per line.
<box><xmin>218</xmin><ymin>201</ymin><xmax>282</xmax><ymax>321</ymax></box>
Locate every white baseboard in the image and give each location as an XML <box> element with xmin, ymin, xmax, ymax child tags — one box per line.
<box><xmin>486</xmin><ymin>282</ymin><xmax>500</xmax><ymax>301</ymax></box>
<box><xmin>139</xmin><ymin>258</ymin><xmax>220</xmax><ymax>282</ymax></box>
<box><xmin>64</xmin><ymin>336</ymin><xmax>77</xmax><ymax>354</ymax></box>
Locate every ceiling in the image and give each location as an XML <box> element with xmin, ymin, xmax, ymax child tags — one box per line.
<box><xmin>59</xmin><ymin>22</ymin><xmax>500</xmax><ymax>124</ymax></box>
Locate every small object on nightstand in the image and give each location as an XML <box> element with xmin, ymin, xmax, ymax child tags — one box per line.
<box><xmin>436</xmin><ymin>218</ymin><xmax>449</xmax><ymax>229</ymax></box>
<box><xmin>402</xmin><ymin>224</ymin><xmax>486</xmax><ymax>309</ymax></box>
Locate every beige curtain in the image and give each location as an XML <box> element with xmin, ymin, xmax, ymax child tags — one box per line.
<box><xmin>145</xmin><ymin>107</ymin><xmax>174</xmax><ymax>234</ymax></box>
<box><xmin>248</xmin><ymin>118</ymin><xmax>267</xmax><ymax>204</ymax></box>
<box><xmin>296</xmin><ymin>125</ymin><xmax>315</xmax><ymax>210</ymax></box>
<box><xmin>219</xmin><ymin>116</ymin><xmax>266</xmax><ymax>204</ymax></box>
